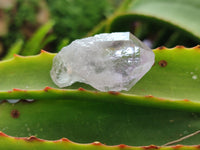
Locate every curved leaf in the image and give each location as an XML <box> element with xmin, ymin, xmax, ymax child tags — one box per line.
<box><xmin>121</xmin><ymin>0</ymin><xmax>200</xmax><ymax>39</ymax></box>
<box><xmin>1</xmin><ymin>47</ymin><xmax>200</xmax><ymax>102</ymax></box>
<box><xmin>22</xmin><ymin>21</ymin><xmax>55</xmax><ymax>56</ymax></box>
<box><xmin>89</xmin><ymin>0</ymin><xmax>200</xmax><ymax>47</ymax></box>
<box><xmin>0</xmin><ymin>132</ymin><xmax>199</xmax><ymax>150</ymax></box>
<box><xmin>1</xmin><ymin>47</ymin><xmax>200</xmax><ymax>147</ymax></box>
<box><xmin>3</xmin><ymin>39</ymin><xmax>24</xmax><ymax>60</ymax></box>
<box><xmin>1</xmin><ymin>99</ymin><xmax>200</xmax><ymax>146</ymax></box>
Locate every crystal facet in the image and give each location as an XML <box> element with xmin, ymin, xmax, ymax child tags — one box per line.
<box><xmin>50</xmin><ymin>32</ymin><xmax>155</xmax><ymax>91</ymax></box>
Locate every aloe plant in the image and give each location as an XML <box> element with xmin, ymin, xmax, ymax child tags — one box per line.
<box><xmin>1</xmin><ymin>0</ymin><xmax>200</xmax><ymax>149</ymax></box>
<box><xmin>0</xmin><ymin>46</ymin><xmax>200</xmax><ymax>149</ymax></box>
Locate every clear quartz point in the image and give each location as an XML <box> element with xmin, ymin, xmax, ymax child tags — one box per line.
<box><xmin>50</xmin><ymin>32</ymin><xmax>155</xmax><ymax>92</ymax></box>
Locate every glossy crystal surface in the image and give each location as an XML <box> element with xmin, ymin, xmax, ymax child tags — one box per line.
<box><xmin>50</xmin><ymin>32</ymin><xmax>155</xmax><ymax>91</ymax></box>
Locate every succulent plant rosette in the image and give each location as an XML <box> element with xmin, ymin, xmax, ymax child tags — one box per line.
<box><xmin>1</xmin><ymin>0</ymin><xmax>200</xmax><ymax>150</ymax></box>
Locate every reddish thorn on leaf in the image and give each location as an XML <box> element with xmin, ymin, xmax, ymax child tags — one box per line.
<box><xmin>0</xmin><ymin>132</ymin><xmax>8</xmax><ymax>137</ymax></box>
<box><xmin>157</xmin><ymin>46</ymin><xmax>166</xmax><ymax>50</ymax></box>
<box><xmin>183</xmin><ymin>99</ymin><xmax>190</xmax><ymax>102</ymax></box>
<box><xmin>78</xmin><ymin>87</ymin><xmax>86</xmax><ymax>91</ymax></box>
<box><xmin>11</xmin><ymin>109</ymin><xmax>20</xmax><ymax>118</ymax></box>
<box><xmin>145</xmin><ymin>95</ymin><xmax>154</xmax><ymax>98</ymax></box>
<box><xmin>61</xmin><ymin>138</ymin><xmax>71</xmax><ymax>142</ymax></box>
<box><xmin>171</xmin><ymin>145</ymin><xmax>183</xmax><ymax>149</ymax></box>
<box><xmin>175</xmin><ymin>45</ymin><xmax>185</xmax><ymax>49</ymax></box>
<box><xmin>40</xmin><ymin>49</ymin><xmax>48</xmax><ymax>53</ymax></box>
<box><xmin>158</xmin><ymin>97</ymin><xmax>165</xmax><ymax>101</ymax></box>
<box><xmin>195</xmin><ymin>145</ymin><xmax>200</xmax><ymax>149</ymax></box>
<box><xmin>44</xmin><ymin>86</ymin><xmax>52</xmax><ymax>92</ymax></box>
<box><xmin>158</xmin><ymin>60</ymin><xmax>168</xmax><ymax>67</ymax></box>
<box><xmin>108</xmin><ymin>91</ymin><xmax>120</xmax><ymax>95</ymax></box>
<box><xmin>13</xmin><ymin>88</ymin><xmax>27</xmax><ymax>92</ymax></box>
<box><xmin>92</xmin><ymin>141</ymin><xmax>103</xmax><ymax>146</ymax></box>
<box><xmin>13</xmin><ymin>54</ymin><xmax>22</xmax><ymax>57</ymax></box>
<box><xmin>193</xmin><ymin>45</ymin><xmax>200</xmax><ymax>49</ymax></box>
<box><xmin>25</xmin><ymin>136</ymin><xmax>44</xmax><ymax>142</ymax></box>
<box><xmin>118</xmin><ymin>144</ymin><xmax>127</xmax><ymax>148</ymax></box>
<box><xmin>142</xmin><ymin>145</ymin><xmax>159</xmax><ymax>149</ymax></box>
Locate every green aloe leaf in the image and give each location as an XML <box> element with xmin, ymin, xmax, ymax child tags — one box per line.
<box><xmin>0</xmin><ymin>132</ymin><xmax>199</xmax><ymax>150</ymax></box>
<box><xmin>39</xmin><ymin>34</ymin><xmax>57</xmax><ymax>51</ymax></box>
<box><xmin>118</xmin><ymin>0</ymin><xmax>200</xmax><ymax>39</ymax></box>
<box><xmin>1</xmin><ymin>94</ymin><xmax>200</xmax><ymax>146</ymax></box>
<box><xmin>89</xmin><ymin>0</ymin><xmax>200</xmax><ymax>47</ymax></box>
<box><xmin>56</xmin><ymin>38</ymin><xmax>69</xmax><ymax>52</ymax></box>
<box><xmin>22</xmin><ymin>21</ymin><xmax>55</xmax><ymax>56</ymax></box>
<box><xmin>1</xmin><ymin>47</ymin><xmax>200</xmax><ymax>149</ymax></box>
<box><xmin>3</xmin><ymin>39</ymin><xmax>24</xmax><ymax>60</ymax></box>
<box><xmin>1</xmin><ymin>47</ymin><xmax>200</xmax><ymax>102</ymax></box>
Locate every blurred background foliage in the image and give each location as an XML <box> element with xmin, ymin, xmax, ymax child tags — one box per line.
<box><xmin>0</xmin><ymin>0</ymin><xmax>200</xmax><ymax>59</ymax></box>
<box><xmin>0</xmin><ymin>0</ymin><xmax>120</xmax><ymax>58</ymax></box>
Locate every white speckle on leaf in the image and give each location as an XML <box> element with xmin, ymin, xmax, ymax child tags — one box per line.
<box><xmin>7</xmin><ymin>99</ymin><xmax>20</xmax><ymax>103</ymax></box>
<box><xmin>192</xmin><ymin>75</ymin><xmax>198</xmax><ymax>80</ymax></box>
